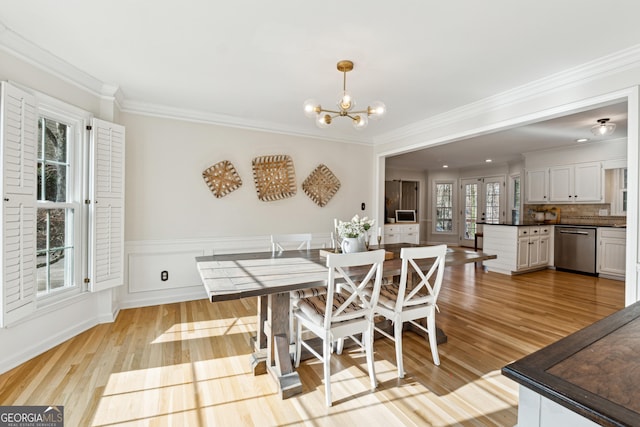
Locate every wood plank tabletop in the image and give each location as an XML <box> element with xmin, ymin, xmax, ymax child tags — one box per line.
<box><xmin>197</xmin><ymin>244</ymin><xmax>496</xmax><ymax>302</ymax></box>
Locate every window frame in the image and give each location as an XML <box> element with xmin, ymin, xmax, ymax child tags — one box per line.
<box><xmin>34</xmin><ymin>94</ymin><xmax>90</xmax><ymax>306</ymax></box>
<box><xmin>433</xmin><ymin>180</ymin><xmax>456</xmax><ymax>234</ymax></box>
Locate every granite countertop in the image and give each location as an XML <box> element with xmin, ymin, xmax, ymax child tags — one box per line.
<box><xmin>502</xmin><ymin>301</ymin><xmax>640</xmax><ymax>426</ymax></box>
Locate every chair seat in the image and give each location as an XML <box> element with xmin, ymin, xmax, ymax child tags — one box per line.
<box><xmin>290</xmin><ymin>286</ymin><xmax>327</xmax><ymax>300</ymax></box>
<box><xmin>377</xmin><ymin>284</ymin><xmax>435</xmax><ymax>310</ymax></box>
<box><xmin>297</xmin><ymin>292</ymin><xmax>366</xmax><ymax>326</ymax></box>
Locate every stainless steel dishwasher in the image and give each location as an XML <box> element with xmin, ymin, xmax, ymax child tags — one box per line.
<box><xmin>554</xmin><ymin>226</ymin><xmax>597</xmax><ymax>275</ymax></box>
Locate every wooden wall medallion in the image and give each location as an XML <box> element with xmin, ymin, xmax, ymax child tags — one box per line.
<box><xmin>251</xmin><ymin>155</ymin><xmax>297</xmax><ymax>201</ymax></box>
<box><xmin>202</xmin><ymin>160</ymin><xmax>242</xmax><ymax>198</ymax></box>
<box><xmin>302</xmin><ymin>164</ymin><xmax>340</xmax><ymax>207</ymax></box>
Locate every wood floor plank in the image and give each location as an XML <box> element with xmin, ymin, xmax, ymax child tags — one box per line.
<box><xmin>0</xmin><ymin>265</ymin><xmax>624</xmax><ymax>426</ymax></box>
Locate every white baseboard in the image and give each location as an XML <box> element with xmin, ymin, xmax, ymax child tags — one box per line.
<box><xmin>0</xmin><ymin>317</ymin><xmax>99</xmax><ymax>374</ymax></box>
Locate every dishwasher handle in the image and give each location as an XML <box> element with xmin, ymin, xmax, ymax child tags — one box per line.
<box><xmin>558</xmin><ymin>230</ymin><xmax>591</xmax><ymax>235</ymax></box>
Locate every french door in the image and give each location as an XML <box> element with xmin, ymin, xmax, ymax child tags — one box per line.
<box><xmin>460</xmin><ymin>176</ymin><xmax>505</xmax><ymax>247</ymax></box>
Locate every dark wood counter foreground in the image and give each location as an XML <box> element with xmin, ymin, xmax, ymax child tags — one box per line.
<box><xmin>502</xmin><ymin>300</ymin><xmax>640</xmax><ymax>427</ymax></box>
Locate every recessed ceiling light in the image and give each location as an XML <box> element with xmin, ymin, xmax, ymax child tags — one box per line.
<box><xmin>485</xmin><ymin>159</ymin><xmax>492</xmax><ymax>163</ymax></box>
<box><xmin>443</xmin><ymin>164</ymin><xmax>448</xmax><ymax>168</ymax></box>
<box><xmin>576</xmin><ymin>138</ymin><xmax>589</xmax><ymax>143</ymax></box>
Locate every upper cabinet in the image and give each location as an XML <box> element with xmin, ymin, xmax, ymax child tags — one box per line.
<box><xmin>526</xmin><ymin>168</ymin><xmax>549</xmax><ymax>203</ymax></box>
<box><xmin>549</xmin><ymin>162</ymin><xmax>602</xmax><ymax>202</ymax></box>
<box><xmin>526</xmin><ymin>162</ymin><xmax>603</xmax><ymax>204</ymax></box>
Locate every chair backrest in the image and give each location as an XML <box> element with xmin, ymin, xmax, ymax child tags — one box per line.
<box><xmin>324</xmin><ymin>249</ymin><xmax>385</xmax><ymax>329</ymax></box>
<box><xmin>271</xmin><ymin>233</ymin><xmax>312</xmax><ymax>254</ymax></box>
<box><xmin>395</xmin><ymin>245</ymin><xmax>447</xmax><ymax>311</ymax></box>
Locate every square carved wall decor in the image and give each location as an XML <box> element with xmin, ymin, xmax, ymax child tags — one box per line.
<box><xmin>302</xmin><ymin>164</ymin><xmax>341</xmax><ymax>207</ymax></box>
<box><xmin>252</xmin><ymin>154</ymin><xmax>297</xmax><ymax>201</ymax></box>
<box><xmin>202</xmin><ymin>160</ymin><xmax>243</xmax><ymax>198</ymax></box>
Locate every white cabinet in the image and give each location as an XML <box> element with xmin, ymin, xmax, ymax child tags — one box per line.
<box><xmin>384</xmin><ymin>223</ymin><xmax>420</xmax><ymax>244</ymax></box>
<box><xmin>549</xmin><ymin>162</ymin><xmax>602</xmax><ymax>202</ymax></box>
<box><xmin>526</xmin><ymin>162</ymin><xmax>602</xmax><ymax>204</ymax></box>
<box><xmin>483</xmin><ymin>225</ymin><xmax>552</xmax><ymax>275</ymax></box>
<box><xmin>526</xmin><ymin>168</ymin><xmax>549</xmax><ymax>203</ymax></box>
<box><xmin>517</xmin><ymin>226</ymin><xmax>551</xmax><ymax>270</ymax></box>
<box><xmin>597</xmin><ymin>227</ymin><xmax>626</xmax><ymax>280</ymax></box>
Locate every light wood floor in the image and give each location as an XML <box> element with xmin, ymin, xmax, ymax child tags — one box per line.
<box><xmin>0</xmin><ymin>265</ymin><xmax>624</xmax><ymax>426</ymax></box>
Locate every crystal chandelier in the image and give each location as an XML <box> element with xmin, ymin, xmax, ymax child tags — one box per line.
<box><xmin>303</xmin><ymin>60</ymin><xmax>386</xmax><ymax>130</ymax></box>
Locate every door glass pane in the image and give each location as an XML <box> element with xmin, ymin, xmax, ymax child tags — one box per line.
<box><xmin>512</xmin><ymin>176</ymin><xmax>520</xmax><ymax>223</ymax></box>
<box><xmin>464</xmin><ymin>183</ymin><xmax>478</xmax><ymax>239</ymax></box>
<box><xmin>435</xmin><ymin>183</ymin><xmax>453</xmax><ymax>232</ymax></box>
<box><xmin>485</xmin><ymin>182</ymin><xmax>500</xmax><ymax>224</ymax></box>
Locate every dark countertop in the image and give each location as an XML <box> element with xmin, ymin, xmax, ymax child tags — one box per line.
<box><xmin>502</xmin><ymin>301</ymin><xmax>640</xmax><ymax>427</ymax></box>
<box><xmin>479</xmin><ymin>222</ymin><xmax>626</xmax><ymax>228</ymax></box>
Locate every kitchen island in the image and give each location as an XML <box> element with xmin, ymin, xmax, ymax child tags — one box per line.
<box><xmin>503</xmin><ymin>300</ymin><xmax>640</xmax><ymax>427</ymax></box>
<box><xmin>481</xmin><ymin>223</ymin><xmax>553</xmax><ymax>274</ymax></box>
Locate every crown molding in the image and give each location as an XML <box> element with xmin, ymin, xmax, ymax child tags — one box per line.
<box><xmin>0</xmin><ymin>21</ymin><xmax>121</xmax><ymax>102</ymax></box>
<box><xmin>373</xmin><ymin>44</ymin><xmax>640</xmax><ymax>146</ymax></box>
<box><xmin>120</xmin><ymin>99</ymin><xmax>373</xmax><ymax>145</ymax></box>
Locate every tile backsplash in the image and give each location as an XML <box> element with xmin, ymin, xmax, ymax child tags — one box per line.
<box><xmin>523</xmin><ymin>203</ymin><xmax>626</xmax><ymax>226</ymax></box>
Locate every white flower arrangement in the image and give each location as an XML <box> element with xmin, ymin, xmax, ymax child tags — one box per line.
<box><xmin>337</xmin><ymin>215</ymin><xmax>375</xmax><ymax>238</ymax></box>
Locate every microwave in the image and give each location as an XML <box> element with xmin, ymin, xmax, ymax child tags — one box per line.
<box><xmin>395</xmin><ymin>210</ymin><xmax>416</xmax><ymax>223</ymax></box>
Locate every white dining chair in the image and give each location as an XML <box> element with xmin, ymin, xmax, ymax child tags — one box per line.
<box><xmin>270</xmin><ymin>233</ymin><xmax>312</xmax><ymax>255</ymax></box>
<box><xmin>294</xmin><ymin>249</ymin><xmax>385</xmax><ymax>407</ymax></box>
<box><xmin>373</xmin><ymin>244</ymin><xmax>447</xmax><ymax>378</ymax></box>
<box><xmin>270</xmin><ymin>233</ymin><xmax>321</xmax><ymax>339</ymax></box>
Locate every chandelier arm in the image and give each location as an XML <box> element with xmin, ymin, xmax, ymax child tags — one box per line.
<box><xmin>345</xmin><ymin>113</ymin><xmax>365</xmax><ymax>121</ymax></box>
<box><xmin>318</xmin><ymin>108</ymin><xmax>342</xmax><ymax>114</ymax></box>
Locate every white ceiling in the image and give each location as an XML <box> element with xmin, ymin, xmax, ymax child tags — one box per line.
<box><xmin>0</xmin><ymin>1</ymin><xmax>639</xmax><ymax>166</ymax></box>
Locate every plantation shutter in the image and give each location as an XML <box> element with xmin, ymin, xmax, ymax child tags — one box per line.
<box><xmin>88</xmin><ymin>118</ymin><xmax>125</xmax><ymax>292</ymax></box>
<box><xmin>0</xmin><ymin>82</ymin><xmax>37</xmax><ymax>327</ymax></box>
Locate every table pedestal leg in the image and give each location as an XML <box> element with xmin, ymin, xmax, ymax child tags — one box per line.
<box><xmin>250</xmin><ymin>295</ymin><xmax>268</xmax><ymax>375</ymax></box>
<box><xmin>266</xmin><ymin>292</ymin><xmax>302</xmax><ymax>398</ymax></box>
<box><xmin>250</xmin><ymin>292</ymin><xmax>302</xmax><ymax>398</ymax></box>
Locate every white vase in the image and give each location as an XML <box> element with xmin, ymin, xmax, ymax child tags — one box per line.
<box><xmin>341</xmin><ymin>237</ymin><xmax>365</xmax><ymax>253</ymax></box>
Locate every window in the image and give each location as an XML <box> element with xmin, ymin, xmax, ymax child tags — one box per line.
<box><xmin>1</xmin><ymin>82</ymin><xmax>125</xmax><ymax>326</ymax></box>
<box><xmin>619</xmin><ymin>168</ymin><xmax>627</xmax><ymax>214</ymax></box>
<box><xmin>435</xmin><ymin>182</ymin><xmax>454</xmax><ymax>232</ymax></box>
<box><xmin>36</xmin><ymin>117</ymin><xmax>79</xmax><ymax>295</ymax></box>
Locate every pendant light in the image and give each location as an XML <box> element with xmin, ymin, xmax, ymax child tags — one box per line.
<box><xmin>303</xmin><ymin>60</ymin><xmax>386</xmax><ymax>130</ymax></box>
<box><xmin>590</xmin><ymin>118</ymin><xmax>616</xmax><ymax>136</ymax></box>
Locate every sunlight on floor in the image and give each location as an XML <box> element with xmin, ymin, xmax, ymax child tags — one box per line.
<box><xmin>151</xmin><ymin>316</ymin><xmax>256</xmax><ymax>344</ymax></box>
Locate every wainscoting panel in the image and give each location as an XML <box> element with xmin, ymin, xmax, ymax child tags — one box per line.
<box><xmin>128</xmin><ymin>250</ymin><xmax>205</xmax><ymax>293</ymax></box>
<box><xmin>122</xmin><ymin>234</ymin><xmax>332</xmax><ymax>308</ymax></box>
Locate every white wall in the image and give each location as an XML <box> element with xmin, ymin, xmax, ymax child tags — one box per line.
<box><xmin>121</xmin><ymin>113</ymin><xmax>373</xmax><ymax>241</ymax></box>
<box><xmin>119</xmin><ymin>112</ymin><xmax>376</xmax><ymax>307</ymax></box>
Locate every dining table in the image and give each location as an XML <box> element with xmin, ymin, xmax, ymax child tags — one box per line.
<box><xmin>196</xmin><ymin>243</ymin><xmax>496</xmax><ymax>399</ymax></box>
